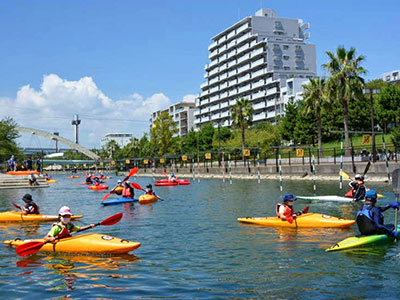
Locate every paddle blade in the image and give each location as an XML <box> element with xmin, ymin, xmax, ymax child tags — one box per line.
<box><xmin>363</xmin><ymin>161</ymin><xmax>371</xmax><ymax>176</ymax></box>
<box><xmin>100</xmin><ymin>212</ymin><xmax>123</xmax><ymax>226</ymax></box>
<box><xmin>392</xmin><ymin>169</ymin><xmax>400</xmax><ymax>194</ymax></box>
<box><xmin>122</xmin><ymin>167</ymin><xmax>138</xmax><ymax>182</ymax></box>
<box><xmin>131</xmin><ymin>182</ymin><xmax>144</xmax><ymax>191</ymax></box>
<box><xmin>16</xmin><ymin>241</ymin><xmax>45</xmax><ymax>257</ymax></box>
<box><xmin>340</xmin><ymin>170</ymin><xmax>350</xmax><ymax>179</ymax></box>
<box><xmin>102</xmin><ymin>193</ymin><xmax>111</xmax><ymax>201</ymax></box>
<box><xmin>378</xmin><ymin>193</ymin><xmax>385</xmax><ymax>198</ymax></box>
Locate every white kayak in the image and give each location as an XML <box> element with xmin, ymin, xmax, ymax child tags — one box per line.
<box><xmin>296</xmin><ymin>195</ymin><xmax>364</xmax><ymax>203</ymax></box>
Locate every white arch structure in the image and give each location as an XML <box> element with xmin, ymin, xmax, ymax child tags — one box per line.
<box><xmin>17</xmin><ymin>126</ymin><xmax>100</xmax><ymax>161</ymax></box>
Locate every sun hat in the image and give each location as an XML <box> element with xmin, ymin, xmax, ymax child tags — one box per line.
<box><xmin>59</xmin><ymin>206</ymin><xmax>72</xmax><ymax>216</ymax></box>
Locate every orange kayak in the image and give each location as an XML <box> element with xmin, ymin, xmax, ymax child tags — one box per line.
<box><xmin>7</xmin><ymin>171</ymin><xmax>39</xmax><ymax>176</ymax></box>
<box><xmin>88</xmin><ymin>185</ymin><xmax>108</xmax><ymax>190</ymax></box>
<box><xmin>0</xmin><ymin>211</ymin><xmax>82</xmax><ymax>222</ymax></box>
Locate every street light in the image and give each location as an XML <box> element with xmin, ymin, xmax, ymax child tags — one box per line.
<box><xmin>363</xmin><ymin>88</ymin><xmax>380</xmax><ymax>162</ymax></box>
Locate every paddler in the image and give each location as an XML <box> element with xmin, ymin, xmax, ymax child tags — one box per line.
<box><xmin>349</xmin><ymin>174</ymin><xmax>366</xmax><ymax>201</ymax></box>
<box><xmin>356</xmin><ymin>189</ymin><xmax>399</xmax><ymax>238</ymax></box>
<box><xmin>122</xmin><ymin>181</ymin><xmax>134</xmax><ymax>199</ymax></box>
<box><xmin>44</xmin><ymin>206</ymin><xmax>94</xmax><ymax>242</ymax></box>
<box><xmin>169</xmin><ymin>172</ymin><xmax>177</xmax><ymax>182</ymax></box>
<box><xmin>21</xmin><ymin>193</ymin><xmax>40</xmax><ymax>215</ymax></box>
<box><xmin>276</xmin><ymin>194</ymin><xmax>309</xmax><ymax>224</ymax></box>
<box><xmin>145</xmin><ymin>184</ymin><xmax>157</xmax><ymax>197</ymax></box>
<box><xmin>110</xmin><ymin>180</ymin><xmax>123</xmax><ymax>195</ymax></box>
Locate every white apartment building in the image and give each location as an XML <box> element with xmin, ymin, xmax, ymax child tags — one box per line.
<box><xmin>101</xmin><ymin>133</ymin><xmax>133</xmax><ymax>148</ymax></box>
<box><xmin>150</xmin><ymin>100</ymin><xmax>196</xmax><ymax>136</ymax></box>
<box><xmin>382</xmin><ymin>70</ymin><xmax>400</xmax><ymax>83</ymax></box>
<box><xmin>281</xmin><ymin>77</ymin><xmax>310</xmax><ymax>105</ymax></box>
<box><xmin>194</xmin><ymin>8</ymin><xmax>316</xmax><ymax>128</ymax></box>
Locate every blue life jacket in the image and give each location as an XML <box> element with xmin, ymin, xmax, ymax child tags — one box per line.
<box><xmin>356</xmin><ymin>204</ymin><xmax>383</xmax><ymax>235</ymax></box>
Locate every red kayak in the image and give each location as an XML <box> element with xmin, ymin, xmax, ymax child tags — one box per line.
<box><xmin>154</xmin><ymin>182</ymin><xmax>179</xmax><ymax>186</ymax></box>
<box><xmin>156</xmin><ymin>179</ymin><xmax>190</xmax><ymax>185</ymax></box>
<box><xmin>88</xmin><ymin>184</ymin><xmax>108</xmax><ymax>190</ymax></box>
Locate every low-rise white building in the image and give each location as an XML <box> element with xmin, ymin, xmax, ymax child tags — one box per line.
<box><xmin>101</xmin><ymin>133</ymin><xmax>133</xmax><ymax>148</ymax></box>
<box><xmin>150</xmin><ymin>100</ymin><xmax>196</xmax><ymax>136</ymax></box>
<box><xmin>382</xmin><ymin>70</ymin><xmax>400</xmax><ymax>83</ymax></box>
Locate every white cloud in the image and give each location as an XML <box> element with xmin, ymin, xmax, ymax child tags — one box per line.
<box><xmin>0</xmin><ymin>74</ymin><xmax>174</xmax><ymax>148</ymax></box>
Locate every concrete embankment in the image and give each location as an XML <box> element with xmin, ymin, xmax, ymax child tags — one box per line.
<box><xmin>0</xmin><ymin>174</ymin><xmax>49</xmax><ymax>189</ymax></box>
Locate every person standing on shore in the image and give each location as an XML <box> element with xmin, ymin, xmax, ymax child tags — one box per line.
<box><xmin>275</xmin><ymin>194</ymin><xmax>309</xmax><ymax>224</ymax></box>
<box><xmin>349</xmin><ymin>174</ymin><xmax>366</xmax><ymax>201</ymax></box>
<box><xmin>8</xmin><ymin>155</ymin><xmax>16</xmax><ymax>171</ymax></box>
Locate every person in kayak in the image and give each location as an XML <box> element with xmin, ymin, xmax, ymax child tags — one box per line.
<box><xmin>85</xmin><ymin>174</ymin><xmax>93</xmax><ymax>184</ymax></box>
<box><xmin>122</xmin><ymin>181</ymin><xmax>134</xmax><ymax>199</ymax></box>
<box><xmin>145</xmin><ymin>184</ymin><xmax>157</xmax><ymax>197</ymax></box>
<box><xmin>276</xmin><ymin>194</ymin><xmax>309</xmax><ymax>224</ymax></box>
<box><xmin>349</xmin><ymin>174</ymin><xmax>366</xmax><ymax>201</ymax></box>
<box><xmin>356</xmin><ymin>189</ymin><xmax>400</xmax><ymax>238</ymax></box>
<box><xmin>21</xmin><ymin>193</ymin><xmax>40</xmax><ymax>215</ymax></box>
<box><xmin>110</xmin><ymin>180</ymin><xmax>123</xmax><ymax>195</ymax></box>
<box><xmin>44</xmin><ymin>206</ymin><xmax>94</xmax><ymax>242</ymax></box>
<box><xmin>169</xmin><ymin>172</ymin><xmax>177</xmax><ymax>182</ymax></box>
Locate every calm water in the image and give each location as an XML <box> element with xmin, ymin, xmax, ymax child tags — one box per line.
<box><xmin>0</xmin><ymin>174</ymin><xmax>399</xmax><ymax>299</ymax></box>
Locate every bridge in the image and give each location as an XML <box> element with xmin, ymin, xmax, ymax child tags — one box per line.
<box><xmin>17</xmin><ymin>126</ymin><xmax>100</xmax><ymax>161</ymax></box>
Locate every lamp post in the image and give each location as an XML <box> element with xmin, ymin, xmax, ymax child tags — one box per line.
<box><xmin>363</xmin><ymin>88</ymin><xmax>380</xmax><ymax>162</ymax></box>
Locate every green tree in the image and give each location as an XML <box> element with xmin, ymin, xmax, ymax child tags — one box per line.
<box><xmin>230</xmin><ymin>98</ymin><xmax>254</xmax><ymax>158</ymax></box>
<box><xmin>294</xmin><ymin>100</ymin><xmax>317</xmax><ymax>145</ymax></box>
<box><xmin>197</xmin><ymin>123</ymin><xmax>214</xmax><ymax>152</ymax></box>
<box><xmin>278</xmin><ymin>97</ymin><xmax>298</xmax><ymax>143</ymax></box>
<box><xmin>302</xmin><ymin>77</ymin><xmax>327</xmax><ymax>157</ymax></box>
<box><xmin>323</xmin><ymin>46</ymin><xmax>366</xmax><ymax>154</ymax></box>
<box><xmin>0</xmin><ymin>117</ymin><xmax>22</xmax><ymax>163</ymax></box>
<box><xmin>376</xmin><ymin>85</ymin><xmax>400</xmax><ymax>132</ymax></box>
<box><xmin>150</xmin><ymin>111</ymin><xmax>178</xmax><ymax>155</ymax></box>
<box><xmin>391</xmin><ymin>126</ymin><xmax>400</xmax><ymax>150</ymax></box>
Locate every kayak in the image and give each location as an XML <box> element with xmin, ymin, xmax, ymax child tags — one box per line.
<box><xmin>138</xmin><ymin>194</ymin><xmax>157</xmax><ymax>204</ymax></box>
<box><xmin>111</xmin><ymin>186</ymin><xmax>123</xmax><ymax>194</ymax></box>
<box><xmin>237</xmin><ymin>213</ymin><xmax>355</xmax><ymax>228</ymax></box>
<box><xmin>155</xmin><ymin>182</ymin><xmax>179</xmax><ymax>186</ymax></box>
<box><xmin>7</xmin><ymin>171</ymin><xmax>39</xmax><ymax>176</ymax></box>
<box><xmin>157</xmin><ymin>179</ymin><xmax>188</xmax><ymax>183</ymax></box>
<box><xmin>157</xmin><ymin>178</ymin><xmax>189</xmax><ymax>185</ymax></box>
<box><xmin>88</xmin><ymin>184</ymin><xmax>108</xmax><ymax>190</ymax></box>
<box><xmin>326</xmin><ymin>225</ymin><xmax>400</xmax><ymax>252</ymax></box>
<box><xmin>296</xmin><ymin>195</ymin><xmax>363</xmax><ymax>202</ymax></box>
<box><xmin>178</xmin><ymin>181</ymin><xmax>191</xmax><ymax>185</ymax></box>
<box><xmin>102</xmin><ymin>197</ymin><xmax>138</xmax><ymax>206</ymax></box>
<box><xmin>70</xmin><ymin>175</ymin><xmax>81</xmax><ymax>178</ymax></box>
<box><xmin>4</xmin><ymin>233</ymin><xmax>141</xmax><ymax>254</ymax></box>
<box><xmin>46</xmin><ymin>179</ymin><xmax>57</xmax><ymax>183</ymax></box>
<box><xmin>0</xmin><ymin>211</ymin><xmax>82</xmax><ymax>222</ymax></box>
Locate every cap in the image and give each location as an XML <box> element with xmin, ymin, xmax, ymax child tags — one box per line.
<box><xmin>365</xmin><ymin>190</ymin><xmax>377</xmax><ymax>201</ymax></box>
<box><xmin>283</xmin><ymin>193</ymin><xmax>297</xmax><ymax>202</ymax></box>
<box><xmin>22</xmin><ymin>193</ymin><xmax>33</xmax><ymax>202</ymax></box>
<box><xmin>146</xmin><ymin>184</ymin><xmax>152</xmax><ymax>188</ymax></box>
<box><xmin>59</xmin><ymin>206</ymin><xmax>72</xmax><ymax>216</ymax></box>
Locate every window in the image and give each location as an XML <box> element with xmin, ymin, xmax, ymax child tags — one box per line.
<box><xmin>284</xmin><ymin>66</ymin><xmax>290</xmax><ymax>70</ymax></box>
<box><xmin>283</xmin><ymin>56</ymin><xmax>289</xmax><ymax>60</ymax></box>
<box><xmin>283</xmin><ymin>45</ymin><xmax>289</xmax><ymax>50</ymax></box>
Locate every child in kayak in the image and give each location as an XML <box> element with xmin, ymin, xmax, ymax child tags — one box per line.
<box><xmin>21</xmin><ymin>193</ymin><xmax>40</xmax><ymax>215</ymax></box>
<box><xmin>145</xmin><ymin>184</ymin><xmax>157</xmax><ymax>197</ymax></box>
<box><xmin>44</xmin><ymin>206</ymin><xmax>94</xmax><ymax>242</ymax></box>
<box><xmin>356</xmin><ymin>189</ymin><xmax>399</xmax><ymax>238</ymax></box>
<box><xmin>111</xmin><ymin>180</ymin><xmax>123</xmax><ymax>195</ymax></box>
<box><xmin>276</xmin><ymin>194</ymin><xmax>309</xmax><ymax>224</ymax></box>
<box><xmin>348</xmin><ymin>174</ymin><xmax>366</xmax><ymax>201</ymax></box>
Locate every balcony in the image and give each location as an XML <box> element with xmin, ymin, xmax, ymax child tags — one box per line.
<box><xmin>230</xmin><ymin>99</ymin><xmax>237</xmax><ymax>106</ymax></box>
<box><xmin>237</xmin><ymin>32</ymin><xmax>251</xmax><ymax>45</ymax></box>
<box><xmin>228</xmin><ymin>69</ymin><xmax>237</xmax><ymax>77</ymax></box>
<box><xmin>238</xmin><ymin>53</ymin><xmax>251</xmax><ymax>64</ymax></box>
<box><xmin>221</xmin><ymin>119</ymin><xmax>230</xmax><ymax>126</ymax></box>
<box><xmin>252</xmin><ymin>79</ymin><xmax>265</xmax><ymax>89</ymax></box>
<box><xmin>219</xmin><ymin>44</ymin><xmax>227</xmax><ymax>52</ymax></box>
<box><xmin>227</xmin><ymin>39</ymin><xmax>237</xmax><ymax>49</ymax></box>
<box><xmin>208</xmin><ymin>41</ymin><xmax>218</xmax><ymax>51</ymax></box>
<box><xmin>200</xmin><ymin>82</ymin><xmax>208</xmax><ymax>89</ymax></box>
<box><xmin>220</xmin><ymin>91</ymin><xmax>228</xmax><ymax>99</ymax></box>
<box><xmin>237</xmin><ymin>43</ymin><xmax>249</xmax><ymax>54</ymax></box>
<box><xmin>238</xmin><ymin>84</ymin><xmax>251</xmax><ymax>94</ymax></box>
<box><xmin>267</xmin><ymin>111</ymin><xmax>276</xmax><ymax>119</ymax></box>
<box><xmin>202</xmin><ymin>116</ymin><xmax>210</xmax><ymax>122</ymax></box>
<box><xmin>266</xmin><ymin>99</ymin><xmax>276</xmax><ymax>107</ymax></box>
<box><xmin>251</xmin><ymin>58</ymin><xmax>265</xmax><ymax>68</ymax></box>
<box><xmin>228</xmin><ymin>78</ymin><xmax>237</xmax><ymax>86</ymax></box>
<box><xmin>209</xmin><ymin>59</ymin><xmax>219</xmax><ymax>68</ymax></box>
<box><xmin>252</xmin><ymin>90</ymin><xmax>266</xmax><ymax>100</ymax></box>
<box><xmin>219</xmin><ymin>63</ymin><xmax>227</xmax><ymax>71</ymax></box>
<box><xmin>209</xmin><ymin>77</ymin><xmax>219</xmax><ymax>85</ymax></box>
<box><xmin>209</xmin><ymin>49</ymin><xmax>219</xmax><ymax>59</ymax></box>
<box><xmin>218</xmin><ymin>35</ymin><xmax>226</xmax><ymax>44</ymax></box>
<box><xmin>220</xmin><ymin>110</ymin><xmax>230</xmax><ymax>118</ymax></box>
<box><xmin>219</xmin><ymin>72</ymin><xmax>228</xmax><ymax>80</ymax></box>
<box><xmin>251</xmin><ymin>68</ymin><xmax>266</xmax><ymax>79</ymax></box>
<box><xmin>200</xmin><ymin>107</ymin><xmax>210</xmax><ymax>114</ymax></box>
<box><xmin>253</xmin><ymin>101</ymin><xmax>266</xmax><ymax>110</ymax></box>
<box><xmin>251</xmin><ymin>47</ymin><xmax>264</xmax><ymax>58</ymax></box>
<box><xmin>227</xmin><ymin>60</ymin><xmax>237</xmax><ymax>68</ymax></box>
<box><xmin>180</xmin><ymin>113</ymin><xmax>188</xmax><ymax>120</ymax></box>
<box><xmin>236</xmin><ymin>22</ymin><xmax>250</xmax><ymax>35</ymax></box>
<box><xmin>194</xmin><ymin>118</ymin><xmax>201</xmax><ymax>125</ymax></box>
<box><xmin>220</xmin><ymin>101</ymin><xmax>229</xmax><ymax>109</ymax></box>
<box><xmin>253</xmin><ymin>113</ymin><xmax>266</xmax><ymax>121</ymax></box>
<box><xmin>209</xmin><ymin>86</ymin><xmax>219</xmax><ymax>94</ymax></box>
<box><xmin>227</xmin><ymin>50</ymin><xmax>237</xmax><ymax>59</ymax></box>
<box><xmin>210</xmin><ymin>104</ymin><xmax>220</xmax><ymax>111</ymax></box>
<box><xmin>265</xmin><ymin>77</ymin><xmax>275</xmax><ymax>85</ymax></box>
<box><xmin>210</xmin><ymin>94</ymin><xmax>219</xmax><ymax>102</ymax></box>
<box><xmin>219</xmin><ymin>81</ymin><xmax>228</xmax><ymax>89</ymax></box>
<box><xmin>199</xmin><ymin>90</ymin><xmax>209</xmax><ymax>98</ymax></box>
<box><xmin>209</xmin><ymin>68</ymin><xmax>219</xmax><ymax>77</ymax></box>
<box><xmin>267</xmin><ymin>87</ymin><xmax>278</xmax><ymax>96</ymax></box>
<box><xmin>229</xmin><ymin>89</ymin><xmax>238</xmax><ymax>97</ymax></box>
<box><xmin>227</xmin><ymin>30</ymin><xmax>235</xmax><ymax>39</ymax></box>
<box><xmin>211</xmin><ymin>113</ymin><xmax>220</xmax><ymax>120</ymax></box>
<box><xmin>238</xmin><ymin>74</ymin><xmax>251</xmax><ymax>84</ymax></box>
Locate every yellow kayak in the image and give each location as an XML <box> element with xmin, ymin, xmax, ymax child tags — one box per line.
<box><xmin>46</xmin><ymin>179</ymin><xmax>57</xmax><ymax>183</ymax></box>
<box><xmin>237</xmin><ymin>213</ymin><xmax>355</xmax><ymax>228</ymax></box>
<box><xmin>111</xmin><ymin>186</ymin><xmax>123</xmax><ymax>195</ymax></box>
<box><xmin>138</xmin><ymin>194</ymin><xmax>157</xmax><ymax>204</ymax></box>
<box><xmin>4</xmin><ymin>233</ymin><xmax>141</xmax><ymax>254</ymax></box>
<box><xmin>0</xmin><ymin>211</ymin><xmax>83</xmax><ymax>222</ymax></box>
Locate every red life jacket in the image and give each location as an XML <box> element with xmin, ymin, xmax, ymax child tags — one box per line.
<box><xmin>54</xmin><ymin>223</ymin><xmax>75</xmax><ymax>239</ymax></box>
<box><xmin>275</xmin><ymin>203</ymin><xmax>295</xmax><ymax>224</ymax></box>
<box><xmin>122</xmin><ymin>186</ymin><xmax>133</xmax><ymax>198</ymax></box>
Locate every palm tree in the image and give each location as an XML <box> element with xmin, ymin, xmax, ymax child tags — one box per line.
<box><xmin>230</xmin><ymin>98</ymin><xmax>254</xmax><ymax>159</ymax></box>
<box><xmin>302</xmin><ymin>77</ymin><xmax>327</xmax><ymax>158</ymax></box>
<box><xmin>323</xmin><ymin>46</ymin><xmax>366</xmax><ymax>155</ymax></box>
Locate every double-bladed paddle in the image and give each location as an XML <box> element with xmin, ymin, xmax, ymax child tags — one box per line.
<box><xmin>130</xmin><ymin>182</ymin><xmax>164</xmax><ymax>201</ymax></box>
<box><xmin>392</xmin><ymin>169</ymin><xmax>400</xmax><ymax>239</ymax></box>
<box><xmin>11</xmin><ymin>200</ymin><xmax>21</xmax><ymax>210</ymax></box>
<box><xmin>15</xmin><ymin>212</ymin><xmax>123</xmax><ymax>257</ymax></box>
<box><xmin>102</xmin><ymin>167</ymin><xmax>138</xmax><ymax>201</ymax></box>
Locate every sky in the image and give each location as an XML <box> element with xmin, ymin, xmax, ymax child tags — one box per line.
<box><xmin>0</xmin><ymin>0</ymin><xmax>399</xmax><ymax>149</ymax></box>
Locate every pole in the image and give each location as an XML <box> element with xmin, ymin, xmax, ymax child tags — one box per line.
<box><xmin>312</xmin><ymin>148</ymin><xmax>316</xmax><ymax>191</ymax></box>
<box><xmin>370</xmin><ymin>89</ymin><xmax>377</xmax><ymax>162</ymax></box>
<box><xmin>229</xmin><ymin>153</ymin><xmax>232</xmax><ymax>185</ymax></box>
<box><xmin>197</xmin><ymin>153</ymin><xmax>200</xmax><ymax>183</ymax></box>
<box><xmin>257</xmin><ymin>152</ymin><xmax>261</xmax><ymax>184</ymax></box>
<box><xmin>222</xmin><ymin>151</ymin><xmax>225</xmax><ymax>183</ymax></box>
<box><xmin>192</xmin><ymin>158</ymin><xmax>195</xmax><ymax>181</ymax></box>
<box><xmin>340</xmin><ymin>135</ymin><xmax>343</xmax><ymax>189</ymax></box>
<box><xmin>382</xmin><ymin>135</ymin><xmax>391</xmax><ymax>183</ymax></box>
<box><xmin>279</xmin><ymin>150</ymin><xmax>283</xmax><ymax>192</ymax></box>
<box><xmin>152</xmin><ymin>158</ymin><xmax>155</xmax><ymax>181</ymax></box>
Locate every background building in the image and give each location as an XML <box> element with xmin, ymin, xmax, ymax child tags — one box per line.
<box><xmin>194</xmin><ymin>8</ymin><xmax>316</xmax><ymax>129</ymax></box>
<box><xmin>382</xmin><ymin>70</ymin><xmax>400</xmax><ymax>83</ymax></box>
<box><xmin>150</xmin><ymin>100</ymin><xmax>196</xmax><ymax>136</ymax></box>
<box><xmin>101</xmin><ymin>133</ymin><xmax>133</xmax><ymax>148</ymax></box>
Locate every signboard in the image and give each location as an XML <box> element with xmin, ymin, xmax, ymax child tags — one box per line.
<box><xmin>111</xmin><ymin>160</ymin><xmax>116</xmax><ymax>165</ymax></box>
<box><xmin>362</xmin><ymin>134</ymin><xmax>371</xmax><ymax>145</ymax></box>
<box><xmin>100</xmin><ymin>162</ymin><xmax>104</xmax><ymax>166</ymax></box>
<box><xmin>125</xmin><ymin>159</ymin><xmax>130</xmax><ymax>164</ymax></box>
<box><xmin>160</xmin><ymin>158</ymin><xmax>165</xmax><ymax>164</ymax></box>
<box><xmin>205</xmin><ymin>153</ymin><xmax>211</xmax><ymax>159</ymax></box>
<box><xmin>66</xmin><ymin>164</ymin><xmax>70</xmax><ymax>168</ymax></box>
<box><xmin>243</xmin><ymin>149</ymin><xmax>250</xmax><ymax>157</ymax></box>
<box><xmin>182</xmin><ymin>155</ymin><xmax>187</xmax><ymax>161</ymax></box>
<box><xmin>296</xmin><ymin>148</ymin><xmax>304</xmax><ymax>157</ymax></box>
<box><xmin>143</xmin><ymin>159</ymin><xmax>149</xmax><ymax>165</ymax></box>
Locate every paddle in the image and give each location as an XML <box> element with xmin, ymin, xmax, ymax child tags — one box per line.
<box><xmin>102</xmin><ymin>167</ymin><xmax>138</xmax><ymax>201</ymax></box>
<box><xmin>363</xmin><ymin>161</ymin><xmax>371</xmax><ymax>176</ymax></box>
<box><xmin>11</xmin><ymin>200</ymin><xmax>21</xmax><ymax>210</ymax></box>
<box><xmin>15</xmin><ymin>212</ymin><xmax>123</xmax><ymax>257</ymax></box>
<box><xmin>392</xmin><ymin>169</ymin><xmax>400</xmax><ymax>239</ymax></box>
<box><xmin>130</xmin><ymin>182</ymin><xmax>164</xmax><ymax>201</ymax></box>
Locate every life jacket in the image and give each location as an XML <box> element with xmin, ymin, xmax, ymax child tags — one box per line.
<box><xmin>23</xmin><ymin>202</ymin><xmax>40</xmax><ymax>214</ymax></box>
<box><xmin>356</xmin><ymin>204</ymin><xmax>382</xmax><ymax>235</ymax></box>
<box><xmin>276</xmin><ymin>203</ymin><xmax>295</xmax><ymax>223</ymax></box>
<box><xmin>53</xmin><ymin>222</ymin><xmax>75</xmax><ymax>239</ymax></box>
<box><xmin>122</xmin><ymin>186</ymin><xmax>133</xmax><ymax>198</ymax></box>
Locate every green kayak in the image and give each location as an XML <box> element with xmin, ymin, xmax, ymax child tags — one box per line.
<box><xmin>326</xmin><ymin>225</ymin><xmax>400</xmax><ymax>252</ymax></box>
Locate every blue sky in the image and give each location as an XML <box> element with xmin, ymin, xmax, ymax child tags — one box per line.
<box><xmin>0</xmin><ymin>0</ymin><xmax>399</xmax><ymax>148</ymax></box>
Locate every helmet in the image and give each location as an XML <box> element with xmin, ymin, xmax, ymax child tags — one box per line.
<box><xmin>283</xmin><ymin>193</ymin><xmax>297</xmax><ymax>202</ymax></box>
<box><xmin>117</xmin><ymin>180</ymin><xmax>122</xmax><ymax>183</ymax></box>
<box><xmin>355</xmin><ymin>174</ymin><xmax>364</xmax><ymax>181</ymax></box>
<box><xmin>59</xmin><ymin>206</ymin><xmax>72</xmax><ymax>216</ymax></box>
<box><xmin>22</xmin><ymin>193</ymin><xmax>33</xmax><ymax>202</ymax></box>
<box><xmin>365</xmin><ymin>190</ymin><xmax>377</xmax><ymax>201</ymax></box>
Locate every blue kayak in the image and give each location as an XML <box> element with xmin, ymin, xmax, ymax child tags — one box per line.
<box><xmin>102</xmin><ymin>197</ymin><xmax>138</xmax><ymax>206</ymax></box>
